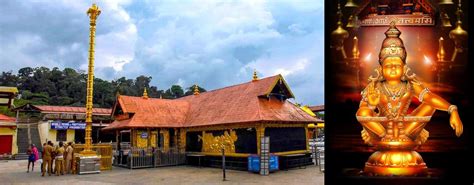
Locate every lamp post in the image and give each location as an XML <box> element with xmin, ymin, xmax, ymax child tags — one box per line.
<box><xmin>222</xmin><ymin>146</ymin><xmax>226</xmax><ymax>181</ymax></box>
<box><xmin>81</xmin><ymin>3</ymin><xmax>100</xmax><ymax>156</ymax></box>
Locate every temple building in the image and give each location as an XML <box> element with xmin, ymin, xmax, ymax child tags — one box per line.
<box><xmin>0</xmin><ymin>114</ymin><xmax>17</xmax><ymax>157</ymax></box>
<box><xmin>0</xmin><ymin>86</ymin><xmax>18</xmax><ymax>108</ymax></box>
<box><xmin>12</xmin><ymin>104</ymin><xmax>113</xmax><ymax>157</ymax></box>
<box><xmin>103</xmin><ymin>74</ymin><xmax>320</xmax><ymax>169</ymax></box>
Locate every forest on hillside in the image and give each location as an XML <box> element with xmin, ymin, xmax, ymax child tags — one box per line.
<box><xmin>0</xmin><ymin>67</ymin><xmax>206</xmax><ymax>116</ymax></box>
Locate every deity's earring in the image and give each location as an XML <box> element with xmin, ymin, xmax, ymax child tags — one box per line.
<box><xmin>377</xmin><ymin>66</ymin><xmax>384</xmax><ymax>81</ymax></box>
<box><xmin>401</xmin><ymin>66</ymin><xmax>407</xmax><ymax>81</ymax></box>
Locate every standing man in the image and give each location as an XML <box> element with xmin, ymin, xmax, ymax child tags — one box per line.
<box><xmin>65</xmin><ymin>142</ymin><xmax>74</xmax><ymax>174</ymax></box>
<box><xmin>41</xmin><ymin>141</ymin><xmax>53</xmax><ymax>176</ymax></box>
<box><xmin>55</xmin><ymin>142</ymin><xmax>65</xmax><ymax>176</ymax></box>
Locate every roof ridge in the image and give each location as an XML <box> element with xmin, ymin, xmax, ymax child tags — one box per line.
<box><xmin>35</xmin><ymin>104</ymin><xmax>111</xmax><ymax>110</ymax></box>
<box><xmin>178</xmin><ymin>75</ymin><xmax>280</xmax><ymax>99</ymax></box>
<box><xmin>120</xmin><ymin>94</ymin><xmax>188</xmax><ymax>103</ymax></box>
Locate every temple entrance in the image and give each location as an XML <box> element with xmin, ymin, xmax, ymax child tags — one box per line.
<box><xmin>74</xmin><ymin>129</ymin><xmax>85</xmax><ymax>144</ymax></box>
<box><xmin>112</xmin><ymin>129</ymin><xmax>186</xmax><ymax>169</ymax></box>
<box><xmin>0</xmin><ymin>135</ymin><xmax>12</xmax><ymax>154</ymax></box>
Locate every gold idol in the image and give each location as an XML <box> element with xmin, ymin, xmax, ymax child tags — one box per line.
<box><xmin>356</xmin><ymin>22</ymin><xmax>463</xmax><ymax>176</ymax></box>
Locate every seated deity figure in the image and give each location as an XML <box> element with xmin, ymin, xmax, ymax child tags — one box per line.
<box><xmin>355</xmin><ymin>22</ymin><xmax>463</xmax><ymax>176</ymax></box>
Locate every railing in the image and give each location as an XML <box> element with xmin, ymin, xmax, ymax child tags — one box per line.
<box><xmin>130</xmin><ymin>147</ymin><xmax>154</xmax><ymax>169</ymax></box>
<box><xmin>309</xmin><ymin>138</ymin><xmax>324</xmax><ymax>172</ymax></box>
<box><xmin>73</xmin><ymin>143</ymin><xmax>113</xmax><ymax>171</ymax></box>
<box><xmin>154</xmin><ymin>147</ymin><xmax>186</xmax><ymax>167</ymax></box>
<box><xmin>318</xmin><ymin>148</ymin><xmax>325</xmax><ymax>172</ymax></box>
<box><xmin>113</xmin><ymin>147</ymin><xmax>185</xmax><ymax>169</ymax></box>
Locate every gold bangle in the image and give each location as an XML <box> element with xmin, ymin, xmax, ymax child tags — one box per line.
<box><xmin>448</xmin><ymin>105</ymin><xmax>457</xmax><ymax>114</ymax></box>
<box><xmin>418</xmin><ymin>88</ymin><xmax>430</xmax><ymax>102</ymax></box>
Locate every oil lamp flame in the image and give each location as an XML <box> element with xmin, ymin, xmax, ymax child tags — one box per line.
<box><xmin>423</xmin><ymin>55</ymin><xmax>432</xmax><ymax>65</ymax></box>
<box><xmin>365</xmin><ymin>53</ymin><xmax>372</xmax><ymax>62</ymax></box>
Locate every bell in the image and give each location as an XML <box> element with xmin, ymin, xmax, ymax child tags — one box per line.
<box><xmin>331</xmin><ymin>24</ymin><xmax>349</xmax><ymax>49</ymax></box>
<box><xmin>345</xmin><ymin>0</ymin><xmax>358</xmax><ymax>8</ymax></box>
<box><xmin>438</xmin><ymin>0</ymin><xmax>454</xmax><ymax>5</ymax></box>
<box><xmin>332</xmin><ymin>2</ymin><xmax>349</xmax><ymax>59</ymax></box>
<box><xmin>331</xmin><ymin>24</ymin><xmax>349</xmax><ymax>59</ymax></box>
<box><xmin>332</xmin><ymin>3</ymin><xmax>348</xmax><ymax>40</ymax></box>
<box><xmin>346</xmin><ymin>15</ymin><xmax>355</xmax><ymax>28</ymax></box>
<box><xmin>441</xmin><ymin>12</ymin><xmax>452</xmax><ymax>28</ymax></box>
<box><xmin>449</xmin><ymin>23</ymin><xmax>468</xmax><ymax>61</ymax></box>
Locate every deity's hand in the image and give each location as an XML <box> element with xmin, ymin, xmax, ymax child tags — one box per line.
<box><xmin>367</xmin><ymin>82</ymin><xmax>380</xmax><ymax>107</ymax></box>
<box><xmin>449</xmin><ymin>110</ymin><xmax>463</xmax><ymax>137</ymax></box>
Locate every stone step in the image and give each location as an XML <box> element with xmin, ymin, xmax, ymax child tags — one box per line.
<box><xmin>30</xmin><ymin>127</ymin><xmax>42</xmax><ymax>150</ymax></box>
<box><xmin>17</xmin><ymin>127</ymin><xmax>30</xmax><ymax>153</ymax></box>
<box><xmin>14</xmin><ymin>153</ymin><xmax>29</xmax><ymax>160</ymax></box>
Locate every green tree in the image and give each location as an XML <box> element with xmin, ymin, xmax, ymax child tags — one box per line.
<box><xmin>164</xmin><ymin>85</ymin><xmax>184</xmax><ymax>99</ymax></box>
<box><xmin>1</xmin><ymin>66</ymin><xmax>207</xmax><ymax>108</ymax></box>
<box><xmin>0</xmin><ymin>71</ymin><xmax>18</xmax><ymax>86</ymax></box>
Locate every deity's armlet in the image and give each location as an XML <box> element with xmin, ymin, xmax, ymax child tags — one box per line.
<box><xmin>410</xmin><ymin>80</ymin><xmax>429</xmax><ymax>102</ymax></box>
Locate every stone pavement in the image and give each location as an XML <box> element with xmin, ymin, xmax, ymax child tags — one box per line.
<box><xmin>0</xmin><ymin>160</ymin><xmax>324</xmax><ymax>185</ymax></box>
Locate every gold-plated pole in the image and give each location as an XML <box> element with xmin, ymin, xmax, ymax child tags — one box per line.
<box><xmin>352</xmin><ymin>36</ymin><xmax>360</xmax><ymax>60</ymax></box>
<box><xmin>81</xmin><ymin>3</ymin><xmax>101</xmax><ymax>155</ymax></box>
<box><xmin>437</xmin><ymin>37</ymin><xmax>446</xmax><ymax>62</ymax></box>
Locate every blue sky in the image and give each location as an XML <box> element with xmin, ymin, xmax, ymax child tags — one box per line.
<box><xmin>0</xmin><ymin>0</ymin><xmax>324</xmax><ymax>106</ymax></box>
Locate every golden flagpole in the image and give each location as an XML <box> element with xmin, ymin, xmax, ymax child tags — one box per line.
<box><xmin>81</xmin><ymin>3</ymin><xmax>101</xmax><ymax>155</ymax></box>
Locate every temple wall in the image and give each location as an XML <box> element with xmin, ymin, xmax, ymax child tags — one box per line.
<box><xmin>0</xmin><ymin>127</ymin><xmax>17</xmax><ymax>155</ymax></box>
<box><xmin>38</xmin><ymin>121</ymin><xmax>75</xmax><ymax>144</ymax></box>
<box><xmin>185</xmin><ymin>122</ymin><xmax>310</xmax><ymax>157</ymax></box>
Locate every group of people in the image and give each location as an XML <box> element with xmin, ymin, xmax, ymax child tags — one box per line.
<box><xmin>26</xmin><ymin>141</ymin><xmax>75</xmax><ymax>176</ymax></box>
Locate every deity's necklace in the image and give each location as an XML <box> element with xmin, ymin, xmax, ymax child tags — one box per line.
<box><xmin>383</xmin><ymin>82</ymin><xmax>404</xmax><ymax>101</ymax></box>
<box><xmin>383</xmin><ymin>82</ymin><xmax>405</xmax><ymax>118</ymax></box>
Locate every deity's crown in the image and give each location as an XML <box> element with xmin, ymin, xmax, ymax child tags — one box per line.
<box><xmin>379</xmin><ymin>21</ymin><xmax>407</xmax><ymax>64</ymax></box>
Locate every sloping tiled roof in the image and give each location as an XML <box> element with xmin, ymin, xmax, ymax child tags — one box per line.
<box><xmin>104</xmin><ymin>96</ymin><xmax>189</xmax><ymax>130</ymax></box>
<box><xmin>35</xmin><ymin>105</ymin><xmax>111</xmax><ymax>115</ymax></box>
<box><xmin>103</xmin><ymin>75</ymin><xmax>318</xmax><ymax>130</ymax></box>
<box><xmin>179</xmin><ymin>75</ymin><xmax>316</xmax><ymax>127</ymax></box>
<box><xmin>0</xmin><ymin>114</ymin><xmax>15</xmax><ymax>122</ymax></box>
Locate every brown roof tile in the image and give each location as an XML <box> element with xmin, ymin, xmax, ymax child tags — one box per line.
<box><xmin>104</xmin><ymin>75</ymin><xmax>317</xmax><ymax>130</ymax></box>
<box><xmin>105</xmin><ymin>96</ymin><xmax>189</xmax><ymax>130</ymax></box>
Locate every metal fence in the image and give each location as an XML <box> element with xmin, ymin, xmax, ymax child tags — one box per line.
<box><xmin>318</xmin><ymin>148</ymin><xmax>324</xmax><ymax>172</ymax></box>
<box><xmin>130</xmin><ymin>147</ymin><xmax>155</xmax><ymax>169</ymax></box>
<box><xmin>309</xmin><ymin>138</ymin><xmax>324</xmax><ymax>172</ymax></box>
<box><xmin>154</xmin><ymin>147</ymin><xmax>186</xmax><ymax>167</ymax></box>
<box><xmin>113</xmin><ymin>147</ymin><xmax>186</xmax><ymax>169</ymax></box>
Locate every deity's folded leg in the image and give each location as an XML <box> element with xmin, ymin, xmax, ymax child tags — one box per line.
<box><xmin>360</xmin><ymin>121</ymin><xmax>386</xmax><ymax>138</ymax></box>
<box><xmin>405</xmin><ymin>103</ymin><xmax>435</xmax><ymax>139</ymax></box>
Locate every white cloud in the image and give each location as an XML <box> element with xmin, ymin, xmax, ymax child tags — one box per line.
<box><xmin>0</xmin><ymin>0</ymin><xmax>137</xmax><ymax>77</ymax></box>
<box><xmin>1</xmin><ymin>0</ymin><xmax>324</xmax><ymax>105</ymax></box>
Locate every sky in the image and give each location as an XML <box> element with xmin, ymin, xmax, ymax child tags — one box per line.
<box><xmin>0</xmin><ymin>0</ymin><xmax>324</xmax><ymax>106</ymax></box>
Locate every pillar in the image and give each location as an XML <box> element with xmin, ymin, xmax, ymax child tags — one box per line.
<box><xmin>256</xmin><ymin>123</ymin><xmax>265</xmax><ymax>155</ymax></box>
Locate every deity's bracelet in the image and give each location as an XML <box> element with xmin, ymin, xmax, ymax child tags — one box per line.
<box><xmin>448</xmin><ymin>105</ymin><xmax>458</xmax><ymax>114</ymax></box>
